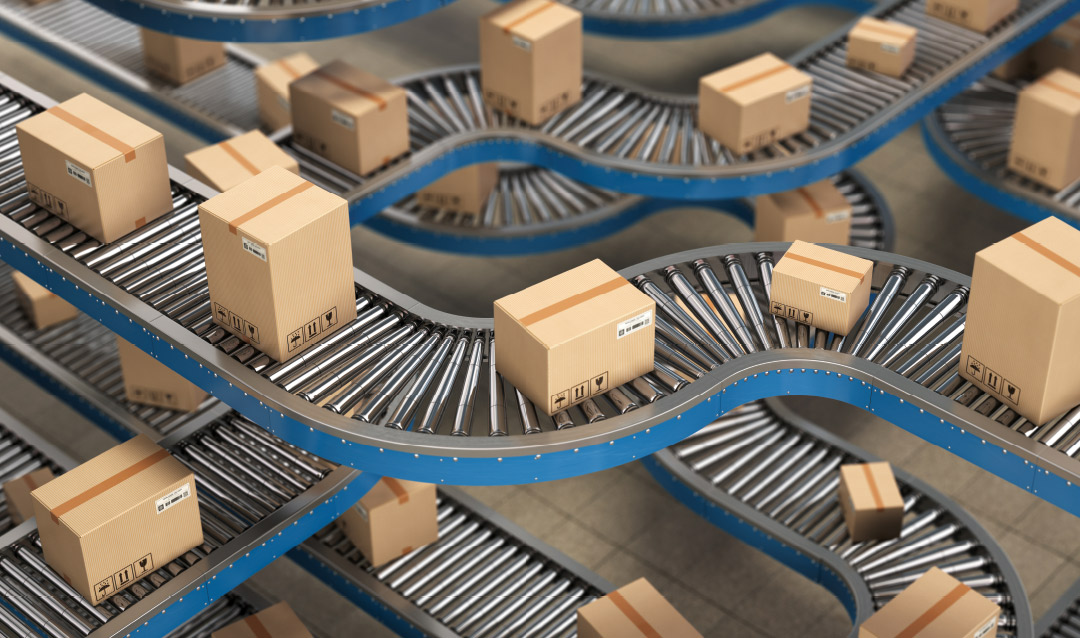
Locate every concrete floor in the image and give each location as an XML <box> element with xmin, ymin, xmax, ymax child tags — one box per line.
<box><xmin>1</xmin><ymin>1</ymin><xmax>1077</xmax><ymax>636</ymax></box>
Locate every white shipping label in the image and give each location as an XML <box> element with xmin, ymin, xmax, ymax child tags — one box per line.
<box><xmin>65</xmin><ymin>160</ymin><xmax>92</xmax><ymax>188</ymax></box>
<box><xmin>786</xmin><ymin>85</ymin><xmax>811</xmax><ymax>103</ymax></box>
<box><xmin>820</xmin><ymin>287</ymin><xmax>847</xmax><ymax>303</ymax></box>
<box><xmin>880</xmin><ymin>42</ymin><xmax>901</xmax><ymax>54</ymax></box>
<box><xmin>355</xmin><ymin>503</ymin><xmax>369</xmax><ymax>521</ymax></box>
<box><xmin>242</xmin><ymin>236</ymin><xmax>267</xmax><ymax>262</ymax></box>
<box><xmin>617</xmin><ymin>310</ymin><xmax>652</xmax><ymax>339</ymax></box>
<box><xmin>277</xmin><ymin>94</ymin><xmax>291</xmax><ymax>113</ymax></box>
<box><xmin>155</xmin><ymin>483</ymin><xmax>191</xmax><ymax>514</ymax></box>
<box><xmin>331</xmin><ymin>109</ymin><xmax>356</xmax><ymax>131</ymax></box>
<box><xmin>825</xmin><ymin>210</ymin><xmax>851</xmax><ymax>224</ymax></box>
<box><xmin>974</xmin><ymin>619</ymin><xmax>996</xmax><ymax>638</ymax></box>
<box><xmin>512</xmin><ymin>35</ymin><xmax>532</xmax><ymax>51</ymax></box>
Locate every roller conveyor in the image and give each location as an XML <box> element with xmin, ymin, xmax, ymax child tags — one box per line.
<box><xmin>0</xmin><ymin>407</ymin><xmax>75</xmax><ymax>538</ymax></box>
<box><xmin>922</xmin><ymin>76</ymin><xmax>1080</xmax><ymax>227</ymax></box>
<box><xmin>644</xmin><ymin>398</ymin><xmax>1032</xmax><ymax>637</ymax></box>
<box><xmin>1036</xmin><ymin>573</ymin><xmax>1080</xmax><ymax>637</ymax></box>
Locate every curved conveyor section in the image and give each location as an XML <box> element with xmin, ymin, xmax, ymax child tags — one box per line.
<box><xmin>922</xmin><ymin>76</ymin><xmax>1080</xmax><ymax>227</ymax></box>
<box><xmin>1036</xmin><ymin>574</ymin><xmax>1080</xmax><ymax>637</ymax></box>
<box><xmin>645</xmin><ymin>398</ymin><xmax>1032</xmax><ymax>638</ymax></box>
<box><xmin>5</xmin><ymin>75</ymin><xmax>1080</xmax><ymax>498</ymax></box>
<box><xmin>0</xmin><ymin>0</ymin><xmax>894</xmax><ymax>255</ymax></box>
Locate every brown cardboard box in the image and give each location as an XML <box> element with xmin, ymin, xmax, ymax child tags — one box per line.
<box><xmin>12</xmin><ymin>271</ymin><xmax>78</xmax><ymax>330</ymax></box>
<box><xmin>337</xmin><ymin>478</ymin><xmax>437</xmax><ymax>567</ymax></box>
<box><xmin>211</xmin><ymin>602</ymin><xmax>313</xmax><ymax>638</ymax></box>
<box><xmin>417</xmin><ymin>163</ymin><xmax>499</xmax><ymax>214</ymax></box>
<box><xmin>754</xmin><ymin>180</ymin><xmax>852</xmax><ymax>245</ymax></box>
<box><xmin>289</xmin><ymin>60</ymin><xmax>409</xmax><ymax>176</ymax></box>
<box><xmin>198</xmin><ymin>166</ymin><xmax>356</xmax><ymax>363</ymax></box>
<box><xmin>31</xmin><ymin>435</ymin><xmax>202</xmax><ymax>605</ymax></box>
<box><xmin>926</xmin><ymin>0</ymin><xmax>1017</xmax><ymax>32</ymax></box>
<box><xmin>115</xmin><ymin>336</ymin><xmax>209</xmax><ymax>412</ymax></box>
<box><xmin>2</xmin><ymin>467</ymin><xmax>55</xmax><ymax>524</ymax></box>
<box><xmin>1032</xmin><ymin>18</ymin><xmax>1080</xmax><ymax>79</ymax></box>
<box><xmin>769</xmin><ymin>240</ymin><xmax>873</xmax><ymax>336</ymax></box>
<box><xmin>185</xmin><ymin>130</ymin><xmax>300</xmax><ymax>193</ymax></box>
<box><xmin>254</xmin><ymin>52</ymin><xmax>320</xmax><ymax>132</ymax></box>
<box><xmin>992</xmin><ymin>50</ymin><xmax>1034</xmax><ymax>80</ymax></box>
<box><xmin>846</xmin><ymin>17</ymin><xmax>918</xmax><ymax>78</ymax></box>
<box><xmin>15</xmin><ymin>93</ymin><xmax>172</xmax><ymax>244</ymax></box>
<box><xmin>577</xmin><ymin>578</ymin><xmax>703</xmax><ymax>638</ymax></box>
<box><xmin>494</xmin><ymin>259</ymin><xmax>655</xmax><ymax>416</ymax></box>
<box><xmin>838</xmin><ymin>462</ymin><xmax>904</xmax><ymax>542</ymax></box>
<box><xmin>1008</xmin><ymin>69</ymin><xmax>1080</xmax><ymax>190</ymax></box>
<box><xmin>140</xmin><ymin>29</ymin><xmax>225</xmax><ymax>86</ymax></box>
<box><xmin>699</xmin><ymin>53</ymin><xmax>813</xmax><ymax>155</ymax></box>
<box><xmin>479</xmin><ymin>0</ymin><xmax>583</xmax><ymax>125</ymax></box>
<box><xmin>859</xmin><ymin>567</ymin><xmax>999</xmax><ymax>638</ymax></box>
<box><xmin>959</xmin><ymin>217</ymin><xmax>1080</xmax><ymax>425</ymax></box>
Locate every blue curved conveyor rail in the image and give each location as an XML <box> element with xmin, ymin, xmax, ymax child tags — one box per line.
<box><xmin>4</xmin><ymin>73</ymin><xmax>1080</xmax><ymax>510</ymax></box>
<box><xmin>0</xmin><ymin>0</ymin><xmax>897</xmax><ymax>256</ymax></box>
<box><xmin>644</xmin><ymin>397</ymin><xmax>1032</xmax><ymax>637</ymax></box>
<box><xmin>1036</xmin><ymin>574</ymin><xmax>1080</xmax><ymax>637</ymax></box>
<box><xmin>921</xmin><ymin>75</ymin><xmax>1080</xmax><ymax>229</ymax></box>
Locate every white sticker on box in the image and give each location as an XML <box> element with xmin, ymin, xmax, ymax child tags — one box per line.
<box><xmin>512</xmin><ymin>35</ymin><xmax>532</xmax><ymax>51</ymax></box>
<box><xmin>825</xmin><ymin>210</ymin><xmax>851</xmax><ymax>224</ymax></box>
<box><xmin>331</xmin><ymin>109</ymin><xmax>356</xmax><ymax>131</ymax></box>
<box><xmin>617</xmin><ymin>310</ymin><xmax>652</xmax><ymax>339</ymax></box>
<box><xmin>242</xmin><ymin>236</ymin><xmax>267</xmax><ymax>262</ymax></box>
<box><xmin>974</xmin><ymin>619</ymin><xmax>995</xmax><ymax>638</ymax></box>
<box><xmin>355</xmin><ymin>503</ymin><xmax>369</xmax><ymax>521</ymax></box>
<box><xmin>786</xmin><ymin>85</ymin><xmax>811</xmax><ymax>103</ymax></box>
<box><xmin>155</xmin><ymin>483</ymin><xmax>191</xmax><ymax>514</ymax></box>
<box><xmin>881</xmin><ymin>42</ymin><xmax>901</xmax><ymax>54</ymax></box>
<box><xmin>65</xmin><ymin>161</ymin><xmax>92</xmax><ymax>188</ymax></box>
<box><xmin>277</xmin><ymin>94</ymin><xmax>291</xmax><ymax>113</ymax></box>
<box><xmin>820</xmin><ymin>287</ymin><xmax>847</xmax><ymax>303</ymax></box>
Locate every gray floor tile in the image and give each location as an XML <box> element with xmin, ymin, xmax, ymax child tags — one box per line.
<box><xmin>1029</xmin><ymin>558</ymin><xmax>1080</xmax><ymax>622</ymax></box>
<box><xmin>538</xmin><ymin>516</ymin><xmax>618</xmax><ymax>571</ymax></box>
<box><xmin>998</xmin><ymin>530</ymin><xmax>1071</xmax><ymax>599</ymax></box>
<box><xmin>953</xmin><ymin>470</ymin><xmax>1042</xmax><ymax>530</ymax></box>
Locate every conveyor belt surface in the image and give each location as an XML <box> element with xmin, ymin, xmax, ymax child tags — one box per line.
<box><xmin>1036</xmin><ymin>573</ymin><xmax>1080</xmax><ymax>637</ymax></box>
<box><xmin>922</xmin><ymin>76</ymin><xmax>1080</xmax><ymax>227</ymax></box>
<box><xmin>4</xmin><ymin>76</ymin><xmax>1080</xmax><ymax>500</ymax></box>
<box><xmin>645</xmin><ymin>398</ymin><xmax>1032</xmax><ymax>637</ymax></box>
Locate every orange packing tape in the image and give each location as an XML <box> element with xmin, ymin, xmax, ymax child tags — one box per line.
<box><xmin>219</xmin><ymin>141</ymin><xmax>260</xmax><ymax>176</ymax></box>
<box><xmin>894</xmin><ymin>584</ymin><xmax>970</xmax><ymax>638</ymax></box>
<box><xmin>783</xmin><ymin>252</ymin><xmax>867</xmax><ymax>282</ymax></box>
<box><xmin>853</xmin><ymin>20</ymin><xmax>913</xmax><ymax>38</ymax></box>
<box><xmin>228</xmin><ymin>181</ymin><xmax>315</xmax><ymax>235</ymax></box>
<box><xmin>719</xmin><ymin>63</ymin><xmax>792</xmax><ymax>93</ymax></box>
<box><xmin>502</xmin><ymin>0</ymin><xmax>557</xmax><ymax>33</ymax></box>
<box><xmin>860</xmin><ymin>464</ymin><xmax>885</xmax><ymax>512</ymax></box>
<box><xmin>47</xmin><ymin>106</ymin><xmax>137</xmax><ymax>163</ymax></box>
<box><xmin>315</xmin><ymin>70</ymin><xmax>388</xmax><ymax>110</ymax></box>
<box><xmin>50</xmin><ymin>448</ymin><xmax>170</xmax><ymax>524</ymax></box>
<box><xmin>795</xmin><ymin>188</ymin><xmax>825</xmax><ymax>218</ymax></box>
<box><xmin>608</xmin><ymin>591</ymin><xmax>662</xmax><ymax>638</ymax></box>
<box><xmin>384</xmin><ymin>477</ymin><xmax>410</xmax><ymax>504</ymax></box>
<box><xmin>1013</xmin><ymin>232</ymin><xmax>1080</xmax><ymax>278</ymax></box>
<box><xmin>277</xmin><ymin>58</ymin><xmax>302</xmax><ymax>79</ymax></box>
<box><xmin>1038</xmin><ymin>78</ymin><xmax>1080</xmax><ymax>102</ymax></box>
<box><xmin>243</xmin><ymin>614</ymin><xmax>273</xmax><ymax>638</ymax></box>
<box><xmin>21</xmin><ymin>473</ymin><xmax>40</xmax><ymax>491</ymax></box>
<box><xmin>519</xmin><ymin>277</ymin><xmax>632</xmax><ymax>326</ymax></box>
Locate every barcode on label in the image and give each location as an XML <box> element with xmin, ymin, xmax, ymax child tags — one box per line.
<box><xmin>65</xmin><ymin>161</ymin><xmax>92</xmax><ymax>188</ymax></box>
<box><xmin>974</xmin><ymin>619</ymin><xmax>995</xmax><ymax>638</ymax></box>
<box><xmin>880</xmin><ymin>42</ymin><xmax>901</xmax><ymax>54</ymax></box>
<box><xmin>242</xmin><ymin>236</ymin><xmax>267</xmax><ymax>261</ymax></box>
<box><xmin>786</xmin><ymin>85</ymin><xmax>810</xmax><ymax>103</ymax></box>
<box><xmin>331</xmin><ymin>109</ymin><xmax>355</xmax><ymax>131</ymax></box>
<box><xmin>155</xmin><ymin>483</ymin><xmax>190</xmax><ymax>514</ymax></box>
<box><xmin>820</xmin><ymin>287</ymin><xmax>847</xmax><ymax>303</ymax></box>
<box><xmin>617</xmin><ymin>310</ymin><xmax>653</xmax><ymax>339</ymax></box>
<box><xmin>512</xmin><ymin>35</ymin><xmax>532</xmax><ymax>51</ymax></box>
<box><xmin>825</xmin><ymin>210</ymin><xmax>851</xmax><ymax>224</ymax></box>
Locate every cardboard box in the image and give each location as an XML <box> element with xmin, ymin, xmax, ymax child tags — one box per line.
<box><xmin>1008</xmin><ymin>69</ymin><xmax>1080</xmax><ymax>190</ymax></box>
<box><xmin>12</xmin><ymin>271</ymin><xmax>78</xmax><ymax>330</ymax></box>
<box><xmin>577</xmin><ymin>578</ymin><xmax>703</xmax><ymax>638</ymax></box>
<box><xmin>479</xmin><ymin>0</ymin><xmax>583</xmax><ymax>125</ymax></box>
<box><xmin>185</xmin><ymin>130</ymin><xmax>300</xmax><ymax>193</ymax></box>
<box><xmin>699</xmin><ymin>53</ymin><xmax>813</xmax><ymax>155</ymax></box>
<box><xmin>494</xmin><ymin>259</ymin><xmax>655</xmax><ymax>416</ymax></box>
<box><xmin>31</xmin><ymin>435</ymin><xmax>202</xmax><ymax>605</ymax></box>
<box><xmin>838</xmin><ymin>462</ymin><xmax>904</xmax><ymax>542</ymax></box>
<box><xmin>15</xmin><ymin>93</ymin><xmax>172</xmax><ymax>244</ymax></box>
<box><xmin>769</xmin><ymin>240</ymin><xmax>873</xmax><ymax>336</ymax></box>
<box><xmin>1032</xmin><ymin>18</ymin><xmax>1080</xmax><ymax>79</ymax></box>
<box><xmin>992</xmin><ymin>50</ymin><xmax>1034</xmax><ymax>80</ymax></box>
<box><xmin>2</xmin><ymin>467</ymin><xmax>55</xmax><ymax>524</ymax></box>
<box><xmin>859</xmin><ymin>567</ymin><xmax>999</xmax><ymax>638</ymax></box>
<box><xmin>254</xmin><ymin>52</ymin><xmax>320</xmax><ymax>132</ymax></box>
<box><xmin>289</xmin><ymin>60</ymin><xmax>409</xmax><ymax>176</ymax></box>
<box><xmin>198</xmin><ymin>166</ymin><xmax>356</xmax><ymax>363</ymax></box>
<box><xmin>754</xmin><ymin>180</ymin><xmax>852</xmax><ymax>245</ymax></box>
<box><xmin>337</xmin><ymin>478</ymin><xmax>437</xmax><ymax>567</ymax></box>
<box><xmin>140</xmin><ymin>29</ymin><xmax>225</xmax><ymax>86</ymax></box>
<box><xmin>211</xmin><ymin>602</ymin><xmax>312</xmax><ymax>638</ymax></box>
<box><xmin>417</xmin><ymin>163</ymin><xmax>499</xmax><ymax>214</ymax></box>
<box><xmin>846</xmin><ymin>17</ymin><xmax>918</xmax><ymax>78</ymax></box>
<box><xmin>926</xmin><ymin>0</ymin><xmax>1017</xmax><ymax>32</ymax></box>
<box><xmin>959</xmin><ymin>217</ymin><xmax>1080</xmax><ymax>424</ymax></box>
<box><xmin>116</xmin><ymin>336</ymin><xmax>209</xmax><ymax>412</ymax></box>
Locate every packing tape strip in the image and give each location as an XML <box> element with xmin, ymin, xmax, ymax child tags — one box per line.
<box><xmin>1037</xmin><ymin>77</ymin><xmax>1080</xmax><ymax>102</ymax></box>
<box><xmin>228</xmin><ymin>181</ymin><xmax>315</xmax><ymax>235</ymax></box>
<box><xmin>608</xmin><ymin>591</ymin><xmax>662</xmax><ymax>638</ymax></box>
<box><xmin>219</xmin><ymin>140</ymin><xmax>260</xmax><ymax>176</ymax></box>
<box><xmin>50</xmin><ymin>448</ymin><xmax>170</xmax><ymax>524</ymax></box>
<box><xmin>1013</xmin><ymin>232</ymin><xmax>1080</xmax><ymax>278</ymax></box>
<box><xmin>314</xmin><ymin>70</ymin><xmax>389</xmax><ymax>110</ymax></box>
<box><xmin>47</xmin><ymin>106</ymin><xmax>137</xmax><ymax>163</ymax></box>
<box><xmin>501</xmin><ymin>0</ymin><xmax>558</xmax><ymax>33</ymax></box>
<box><xmin>718</xmin><ymin>63</ymin><xmax>794</xmax><ymax>93</ymax></box>
<box><xmin>519</xmin><ymin>277</ymin><xmax>632</xmax><ymax>327</ymax></box>
<box><xmin>384</xmin><ymin>477</ymin><xmax>410</xmax><ymax>504</ymax></box>
<box><xmin>853</xmin><ymin>18</ymin><xmax>915</xmax><ymax>38</ymax></box>
<box><xmin>21</xmin><ymin>470</ymin><xmax>43</xmax><ymax>491</ymax></box>
<box><xmin>244</xmin><ymin>614</ymin><xmax>274</xmax><ymax>638</ymax></box>
<box><xmin>783</xmin><ymin>252</ymin><xmax>868</xmax><ymax>282</ymax></box>
<box><xmin>795</xmin><ymin>187</ymin><xmax>825</xmax><ymax>219</ymax></box>
<box><xmin>278</xmin><ymin>58</ymin><xmax>302</xmax><ymax>79</ymax></box>
<box><xmin>894</xmin><ymin>584</ymin><xmax>970</xmax><ymax>638</ymax></box>
<box><xmin>860</xmin><ymin>463</ymin><xmax>885</xmax><ymax>512</ymax></box>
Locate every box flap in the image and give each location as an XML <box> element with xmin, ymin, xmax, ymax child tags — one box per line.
<box><xmin>775</xmin><ymin>241</ymin><xmax>873</xmax><ymax>293</ymax></box>
<box><xmin>186</xmin><ymin>130</ymin><xmax>297</xmax><ymax>189</ymax></box>
<box><xmin>978</xmin><ymin>217</ymin><xmax>1080</xmax><ymax>303</ymax></box>
<box><xmin>850</xmin><ymin>16</ymin><xmax>918</xmax><ymax>43</ymax></box>
<box><xmin>255</xmin><ymin>52</ymin><xmax>320</xmax><ymax>94</ymax></box>
<box><xmin>1026</xmin><ymin>69</ymin><xmax>1080</xmax><ymax>114</ymax></box>
<box><xmin>359</xmin><ymin>477</ymin><xmax>432</xmax><ymax>511</ymax></box>
<box><xmin>292</xmin><ymin>60</ymin><xmax>404</xmax><ymax>118</ymax></box>
<box><xmin>30</xmin><ymin>434</ymin><xmax>192</xmax><ymax>537</ymax></box>
<box><xmin>494</xmin><ymin>259</ymin><xmax>651</xmax><ymax>348</ymax></box>
<box><xmin>483</xmin><ymin>0</ymin><xmax>580</xmax><ymax>41</ymax></box>
<box><xmin>198</xmin><ymin>165</ymin><xmax>346</xmax><ymax>245</ymax></box>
